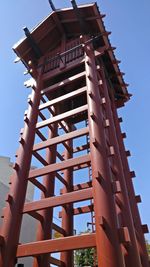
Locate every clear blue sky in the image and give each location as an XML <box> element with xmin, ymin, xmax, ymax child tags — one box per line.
<box><xmin>0</xmin><ymin>0</ymin><xmax>150</xmax><ymax>240</ymax></box>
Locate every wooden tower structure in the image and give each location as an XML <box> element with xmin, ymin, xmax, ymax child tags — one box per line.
<box><xmin>0</xmin><ymin>1</ymin><xmax>149</xmax><ymax>267</ymax></box>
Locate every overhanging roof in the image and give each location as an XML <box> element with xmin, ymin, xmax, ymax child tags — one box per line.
<box><xmin>13</xmin><ymin>2</ymin><xmax>130</xmax><ymax>103</ymax></box>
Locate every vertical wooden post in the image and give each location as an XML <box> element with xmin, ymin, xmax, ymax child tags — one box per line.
<box><xmin>84</xmin><ymin>39</ymin><xmax>125</xmax><ymax>267</ymax></box>
<box><xmin>60</xmin><ymin>123</ymin><xmax>74</xmax><ymax>267</ymax></box>
<box><xmin>0</xmin><ymin>63</ymin><xmax>44</xmax><ymax>267</ymax></box>
<box><xmin>111</xmin><ymin>97</ymin><xmax>150</xmax><ymax>267</ymax></box>
<box><xmin>98</xmin><ymin>61</ymin><xmax>142</xmax><ymax>267</ymax></box>
<box><xmin>33</xmin><ymin>107</ymin><xmax>58</xmax><ymax>267</ymax></box>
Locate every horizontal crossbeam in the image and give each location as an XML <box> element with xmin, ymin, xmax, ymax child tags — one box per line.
<box><xmin>23</xmin><ymin>187</ymin><xmax>93</xmax><ymax>213</ymax></box>
<box><xmin>73</xmin><ymin>181</ymin><xmax>92</xmax><ymax>191</ymax></box>
<box><xmin>17</xmin><ymin>233</ymin><xmax>96</xmax><ymax>257</ymax></box>
<box><xmin>28</xmin><ymin>154</ymin><xmax>91</xmax><ymax>179</ymax></box>
<box><xmin>74</xmin><ymin>162</ymin><xmax>90</xmax><ymax>171</ymax></box>
<box><xmin>73</xmin><ymin>204</ymin><xmax>94</xmax><ymax>216</ymax></box>
<box><xmin>39</xmin><ymin>86</ymin><xmax>87</xmax><ymax>111</ymax></box>
<box><xmin>59</xmin><ymin>204</ymin><xmax>94</xmax><ymax>218</ymax></box>
<box><xmin>73</xmin><ymin>143</ymin><xmax>90</xmax><ymax>153</ymax></box>
<box><xmin>33</xmin><ymin>127</ymin><xmax>89</xmax><ymax>152</ymax></box>
<box><xmin>36</xmin><ymin>104</ymin><xmax>88</xmax><ymax>130</ymax></box>
<box><xmin>60</xmin><ymin>181</ymin><xmax>92</xmax><ymax>194</ymax></box>
<box><xmin>41</xmin><ymin>71</ymin><xmax>85</xmax><ymax>95</ymax></box>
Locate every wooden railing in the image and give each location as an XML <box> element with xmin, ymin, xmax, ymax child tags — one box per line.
<box><xmin>43</xmin><ymin>38</ymin><xmax>84</xmax><ymax>73</ymax></box>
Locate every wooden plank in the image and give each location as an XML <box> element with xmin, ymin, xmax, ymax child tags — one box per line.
<box><xmin>72</xmin><ymin>204</ymin><xmax>94</xmax><ymax>216</ymax></box>
<box><xmin>60</xmin><ymin>181</ymin><xmax>92</xmax><ymax>194</ymax></box>
<box><xmin>73</xmin><ymin>143</ymin><xmax>90</xmax><ymax>153</ymax></box>
<box><xmin>33</xmin><ymin>127</ymin><xmax>89</xmax><ymax>152</ymax></box>
<box><xmin>59</xmin><ymin>204</ymin><xmax>94</xmax><ymax>218</ymax></box>
<box><xmin>73</xmin><ymin>181</ymin><xmax>92</xmax><ymax>191</ymax></box>
<box><xmin>36</xmin><ymin>104</ymin><xmax>88</xmax><ymax>130</ymax></box>
<box><xmin>17</xmin><ymin>233</ymin><xmax>96</xmax><ymax>257</ymax></box>
<box><xmin>28</xmin><ymin>154</ymin><xmax>91</xmax><ymax>179</ymax></box>
<box><xmin>73</xmin><ymin>162</ymin><xmax>90</xmax><ymax>171</ymax></box>
<box><xmin>23</xmin><ymin>188</ymin><xmax>93</xmax><ymax>213</ymax></box>
<box><xmin>41</xmin><ymin>70</ymin><xmax>85</xmax><ymax>95</ymax></box>
<box><xmin>39</xmin><ymin>86</ymin><xmax>87</xmax><ymax>111</ymax></box>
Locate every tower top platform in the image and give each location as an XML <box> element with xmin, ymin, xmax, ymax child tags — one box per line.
<box><xmin>13</xmin><ymin>2</ymin><xmax>130</xmax><ymax>104</ymax></box>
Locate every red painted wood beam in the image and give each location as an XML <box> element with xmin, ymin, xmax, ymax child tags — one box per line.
<box><xmin>56</xmin><ymin>151</ymin><xmax>64</xmax><ymax>161</ymax></box>
<box><xmin>30</xmin><ymin>179</ymin><xmax>46</xmax><ymax>193</ymax></box>
<box><xmin>23</xmin><ymin>187</ymin><xmax>93</xmax><ymax>213</ymax></box>
<box><xmin>56</xmin><ymin>173</ymin><xmax>67</xmax><ymax>186</ymax></box>
<box><xmin>59</xmin><ymin>204</ymin><xmax>94</xmax><ymax>218</ymax></box>
<box><xmin>33</xmin><ymin>127</ymin><xmax>89</xmax><ymax>152</ymax></box>
<box><xmin>41</xmin><ymin>71</ymin><xmax>85</xmax><ymax>95</ymax></box>
<box><xmin>73</xmin><ymin>181</ymin><xmax>92</xmax><ymax>191</ymax></box>
<box><xmin>60</xmin><ymin>181</ymin><xmax>92</xmax><ymax>194</ymax></box>
<box><xmin>32</xmin><ymin>151</ymin><xmax>48</xmax><ymax>166</ymax></box>
<box><xmin>17</xmin><ymin>233</ymin><xmax>96</xmax><ymax>257</ymax></box>
<box><xmin>52</xmin><ymin>223</ymin><xmax>66</xmax><ymax>236</ymax></box>
<box><xmin>39</xmin><ymin>86</ymin><xmax>87</xmax><ymax>111</ymax></box>
<box><xmin>28</xmin><ymin>154</ymin><xmax>91</xmax><ymax>179</ymax></box>
<box><xmin>36</xmin><ymin>104</ymin><xmax>88</xmax><ymax>130</ymax></box>
<box><xmin>73</xmin><ymin>162</ymin><xmax>90</xmax><ymax>171</ymax></box>
<box><xmin>73</xmin><ymin>143</ymin><xmax>90</xmax><ymax>153</ymax></box>
<box><xmin>49</xmin><ymin>256</ymin><xmax>65</xmax><ymax>267</ymax></box>
<box><xmin>60</xmin><ymin>125</ymin><xmax>74</xmax><ymax>265</ymax></box>
<box><xmin>28</xmin><ymin>211</ymin><xmax>43</xmax><ymax>223</ymax></box>
<box><xmin>36</xmin><ymin>129</ymin><xmax>47</xmax><ymax>141</ymax></box>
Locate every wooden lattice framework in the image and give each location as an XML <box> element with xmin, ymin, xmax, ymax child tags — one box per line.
<box><xmin>0</xmin><ymin>2</ymin><xmax>149</xmax><ymax>267</ymax></box>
